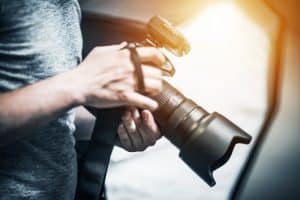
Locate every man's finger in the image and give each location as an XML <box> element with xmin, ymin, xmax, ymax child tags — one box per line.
<box><xmin>129</xmin><ymin>108</ymin><xmax>153</xmax><ymax>146</ymax></box>
<box><xmin>122</xmin><ymin>111</ymin><xmax>145</xmax><ymax>151</ymax></box>
<box><xmin>121</xmin><ymin>110</ymin><xmax>136</xmax><ymax>134</ymax></box>
<box><xmin>105</xmin><ymin>81</ymin><xmax>134</xmax><ymax>92</ymax></box>
<box><xmin>91</xmin><ymin>89</ymin><xmax>159</xmax><ymax>110</ymax></box>
<box><xmin>117</xmin><ymin>91</ymin><xmax>159</xmax><ymax>111</ymax></box>
<box><xmin>142</xmin><ymin>65</ymin><xmax>163</xmax><ymax>79</ymax></box>
<box><xmin>144</xmin><ymin>78</ymin><xmax>163</xmax><ymax>96</ymax></box>
<box><xmin>117</xmin><ymin>124</ymin><xmax>133</xmax><ymax>151</ymax></box>
<box><xmin>94</xmin><ymin>42</ymin><xmax>127</xmax><ymax>53</ymax></box>
<box><xmin>136</xmin><ymin>47</ymin><xmax>166</xmax><ymax>67</ymax></box>
<box><xmin>130</xmin><ymin>107</ymin><xmax>141</xmax><ymax>123</ymax></box>
<box><xmin>141</xmin><ymin>110</ymin><xmax>161</xmax><ymax>140</ymax></box>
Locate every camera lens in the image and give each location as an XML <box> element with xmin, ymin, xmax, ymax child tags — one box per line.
<box><xmin>153</xmin><ymin>80</ymin><xmax>251</xmax><ymax>186</ymax></box>
<box><xmin>154</xmin><ymin>81</ymin><xmax>208</xmax><ymax>147</ymax></box>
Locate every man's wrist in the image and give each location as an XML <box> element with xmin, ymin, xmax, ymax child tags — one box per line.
<box><xmin>56</xmin><ymin>68</ymin><xmax>87</xmax><ymax>107</ymax></box>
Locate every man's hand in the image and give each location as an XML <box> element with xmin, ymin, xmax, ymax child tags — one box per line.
<box><xmin>70</xmin><ymin>42</ymin><xmax>165</xmax><ymax>111</ymax></box>
<box><xmin>0</xmin><ymin>42</ymin><xmax>165</xmax><ymax>145</ymax></box>
<box><xmin>117</xmin><ymin>107</ymin><xmax>161</xmax><ymax>152</ymax></box>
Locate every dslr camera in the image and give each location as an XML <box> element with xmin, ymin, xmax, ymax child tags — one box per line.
<box><xmin>144</xmin><ymin>16</ymin><xmax>251</xmax><ymax>186</ymax></box>
<box><xmin>77</xmin><ymin>16</ymin><xmax>252</xmax><ymax>199</ymax></box>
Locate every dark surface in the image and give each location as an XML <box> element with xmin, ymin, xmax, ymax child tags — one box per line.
<box><xmin>81</xmin><ymin>13</ymin><xmax>147</xmax><ymax>56</ymax></box>
<box><xmin>76</xmin><ymin>108</ymin><xmax>123</xmax><ymax>200</ymax></box>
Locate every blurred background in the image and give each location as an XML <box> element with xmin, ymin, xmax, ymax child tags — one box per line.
<box><xmin>79</xmin><ymin>0</ymin><xmax>281</xmax><ymax>199</ymax></box>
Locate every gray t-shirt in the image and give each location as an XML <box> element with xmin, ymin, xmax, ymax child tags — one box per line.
<box><xmin>0</xmin><ymin>0</ymin><xmax>82</xmax><ymax>199</ymax></box>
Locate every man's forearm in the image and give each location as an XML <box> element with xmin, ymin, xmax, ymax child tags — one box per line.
<box><xmin>0</xmin><ymin>70</ymin><xmax>83</xmax><ymax>146</ymax></box>
<box><xmin>0</xmin><ymin>44</ymin><xmax>166</xmax><ymax>146</ymax></box>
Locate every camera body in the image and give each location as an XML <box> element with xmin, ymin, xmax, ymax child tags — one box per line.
<box><xmin>146</xmin><ymin>16</ymin><xmax>252</xmax><ymax>186</ymax></box>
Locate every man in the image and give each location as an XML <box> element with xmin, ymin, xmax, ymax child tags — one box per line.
<box><xmin>0</xmin><ymin>0</ymin><xmax>164</xmax><ymax>199</ymax></box>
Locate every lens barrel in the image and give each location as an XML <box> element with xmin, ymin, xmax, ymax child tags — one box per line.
<box><xmin>153</xmin><ymin>81</ymin><xmax>252</xmax><ymax>186</ymax></box>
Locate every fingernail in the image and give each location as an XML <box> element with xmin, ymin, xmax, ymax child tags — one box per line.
<box><xmin>128</xmin><ymin>119</ymin><xmax>136</xmax><ymax>132</ymax></box>
<box><xmin>132</xmin><ymin>108</ymin><xmax>140</xmax><ymax>119</ymax></box>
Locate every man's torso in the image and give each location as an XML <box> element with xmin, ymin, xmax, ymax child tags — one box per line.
<box><xmin>0</xmin><ymin>0</ymin><xmax>82</xmax><ymax>199</ymax></box>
